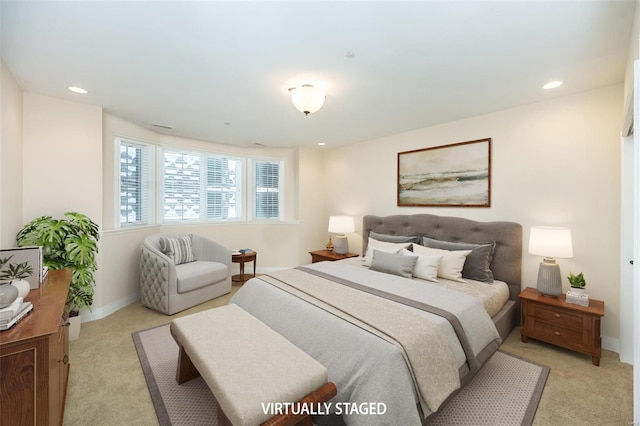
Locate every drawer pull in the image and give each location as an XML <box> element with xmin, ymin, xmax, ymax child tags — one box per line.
<box><xmin>555</xmin><ymin>313</ymin><xmax>560</xmax><ymax>318</ymax></box>
<box><xmin>554</xmin><ymin>331</ymin><xmax>560</xmax><ymax>336</ymax></box>
<box><xmin>61</xmin><ymin>355</ymin><xmax>69</xmax><ymax>365</ymax></box>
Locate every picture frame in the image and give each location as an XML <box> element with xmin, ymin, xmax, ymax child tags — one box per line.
<box><xmin>397</xmin><ymin>138</ymin><xmax>491</xmax><ymax>207</ymax></box>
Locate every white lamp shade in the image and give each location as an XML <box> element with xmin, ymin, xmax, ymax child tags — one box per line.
<box><xmin>290</xmin><ymin>84</ymin><xmax>325</xmax><ymax>115</ymax></box>
<box><xmin>328</xmin><ymin>216</ymin><xmax>355</xmax><ymax>234</ymax></box>
<box><xmin>528</xmin><ymin>226</ymin><xmax>573</xmax><ymax>258</ymax></box>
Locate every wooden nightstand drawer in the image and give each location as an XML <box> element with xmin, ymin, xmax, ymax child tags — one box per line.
<box><xmin>528</xmin><ymin>318</ymin><xmax>586</xmax><ymax>349</ymax></box>
<box><xmin>530</xmin><ymin>304</ymin><xmax>583</xmax><ymax>330</ymax></box>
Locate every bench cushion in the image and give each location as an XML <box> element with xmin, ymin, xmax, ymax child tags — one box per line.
<box><xmin>176</xmin><ymin>261</ymin><xmax>228</xmax><ymax>293</ymax></box>
<box><xmin>171</xmin><ymin>304</ymin><xmax>328</xmax><ymax>426</ymax></box>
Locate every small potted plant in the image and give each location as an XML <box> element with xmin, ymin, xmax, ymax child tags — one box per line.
<box><xmin>0</xmin><ymin>256</ymin><xmax>33</xmax><ymax>299</ymax></box>
<box><xmin>567</xmin><ymin>272</ymin><xmax>587</xmax><ymax>295</ymax></box>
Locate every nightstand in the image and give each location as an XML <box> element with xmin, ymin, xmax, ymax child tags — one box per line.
<box><xmin>519</xmin><ymin>287</ymin><xmax>605</xmax><ymax>366</ymax></box>
<box><xmin>309</xmin><ymin>250</ymin><xmax>359</xmax><ymax>263</ymax></box>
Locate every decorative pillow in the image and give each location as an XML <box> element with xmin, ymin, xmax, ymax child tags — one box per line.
<box><xmin>402</xmin><ymin>249</ymin><xmax>442</xmax><ymax>282</ymax></box>
<box><xmin>160</xmin><ymin>236</ymin><xmax>195</xmax><ymax>265</ymax></box>
<box><xmin>412</xmin><ymin>244</ymin><xmax>471</xmax><ymax>282</ymax></box>
<box><xmin>370</xmin><ymin>249</ymin><xmax>418</xmax><ymax>278</ymax></box>
<box><xmin>363</xmin><ymin>238</ymin><xmax>412</xmax><ymax>266</ymax></box>
<box><xmin>369</xmin><ymin>231</ymin><xmax>419</xmax><ymax>244</ymax></box>
<box><xmin>421</xmin><ymin>236</ymin><xmax>496</xmax><ymax>283</ymax></box>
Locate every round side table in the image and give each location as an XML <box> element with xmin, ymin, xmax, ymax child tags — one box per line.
<box><xmin>232</xmin><ymin>252</ymin><xmax>257</xmax><ymax>283</ymax></box>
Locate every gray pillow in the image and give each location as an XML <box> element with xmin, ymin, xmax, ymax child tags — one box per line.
<box><xmin>370</xmin><ymin>249</ymin><xmax>418</xmax><ymax>278</ymax></box>
<box><xmin>370</xmin><ymin>231</ymin><xmax>419</xmax><ymax>244</ymax></box>
<box><xmin>160</xmin><ymin>235</ymin><xmax>195</xmax><ymax>265</ymax></box>
<box><xmin>421</xmin><ymin>236</ymin><xmax>495</xmax><ymax>283</ymax></box>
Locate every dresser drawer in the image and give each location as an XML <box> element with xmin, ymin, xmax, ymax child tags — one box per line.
<box><xmin>531</xmin><ymin>303</ymin><xmax>583</xmax><ymax>330</ymax></box>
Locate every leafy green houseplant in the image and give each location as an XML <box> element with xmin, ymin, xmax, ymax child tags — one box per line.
<box><xmin>567</xmin><ymin>272</ymin><xmax>586</xmax><ymax>289</ymax></box>
<box><xmin>16</xmin><ymin>212</ymin><xmax>99</xmax><ymax>314</ymax></box>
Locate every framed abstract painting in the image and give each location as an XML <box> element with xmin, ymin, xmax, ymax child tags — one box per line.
<box><xmin>397</xmin><ymin>138</ymin><xmax>491</xmax><ymax>207</ymax></box>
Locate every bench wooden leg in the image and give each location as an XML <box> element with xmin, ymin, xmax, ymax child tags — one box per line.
<box><xmin>176</xmin><ymin>345</ymin><xmax>201</xmax><ymax>384</ymax></box>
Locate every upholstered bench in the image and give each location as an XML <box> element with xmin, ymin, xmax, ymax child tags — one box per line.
<box><xmin>170</xmin><ymin>304</ymin><xmax>336</xmax><ymax>426</ymax></box>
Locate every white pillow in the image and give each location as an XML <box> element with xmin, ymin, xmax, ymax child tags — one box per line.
<box><xmin>363</xmin><ymin>238</ymin><xmax>411</xmax><ymax>266</ymax></box>
<box><xmin>402</xmin><ymin>249</ymin><xmax>442</xmax><ymax>282</ymax></box>
<box><xmin>412</xmin><ymin>244</ymin><xmax>471</xmax><ymax>282</ymax></box>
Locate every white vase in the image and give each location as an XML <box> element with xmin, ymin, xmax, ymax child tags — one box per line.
<box><xmin>11</xmin><ymin>279</ymin><xmax>31</xmax><ymax>298</ymax></box>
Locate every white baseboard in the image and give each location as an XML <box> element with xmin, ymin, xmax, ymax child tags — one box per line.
<box><xmin>80</xmin><ymin>291</ymin><xmax>140</xmax><ymax>323</ymax></box>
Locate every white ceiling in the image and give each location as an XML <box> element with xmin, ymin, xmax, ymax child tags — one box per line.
<box><xmin>1</xmin><ymin>1</ymin><xmax>635</xmax><ymax>148</ymax></box>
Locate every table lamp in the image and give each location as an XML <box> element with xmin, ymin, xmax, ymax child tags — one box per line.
<box><xmin>328</xmin><ymin>216</ymin><xmax>355</xmax><ymax>254</ymax></box>
<box><xmin>528</xmin><ymin>226</ymin><xmax>573</xmax><ymax>297</ymax></box>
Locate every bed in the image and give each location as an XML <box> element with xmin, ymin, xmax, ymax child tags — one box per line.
<box><xmin>230</xmin><ymin>214</ymin><xmax>522</xmax><ymax>425</ymax></box>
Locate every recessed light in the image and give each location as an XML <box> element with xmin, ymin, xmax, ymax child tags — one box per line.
<box><xmin>68</xmin><ymin>86</ymin><xmax>88</xmax><ymax>94</ymax></box>
<box><xmin>317</xmin><ymin>142</ymin><xmax>326</xmax><ymax>146</ymax></box>
<box><xmin>543</xmin><ymin>81</ymin><xmax>563</xmax><ymax>90</ymax></box>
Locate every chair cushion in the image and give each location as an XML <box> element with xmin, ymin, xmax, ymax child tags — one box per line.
<box><xmin>176</xmin><ymin>261</ymin><xmax>228</xmax><ymax>293</ymax></box>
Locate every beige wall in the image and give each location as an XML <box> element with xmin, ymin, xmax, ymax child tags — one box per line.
<box><xmin>0</xmin><ymin>60</ymin><xmax>24</xmax><ymax>247</ymax></box>
<box><xmin>324</xmin><ymin>84</ymin><xmax>623</xmax><ymax>343</ymax></box>
<box><xmin>22</xmin><ymin>94</ymin><xmax>103</xmax><ymax>222</ymax></box>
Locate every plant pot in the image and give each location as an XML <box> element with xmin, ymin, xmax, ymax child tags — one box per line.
<box><xmin>68</xmin><ymin>315</ymin><xmax>81</xmax><ymax>341</ymax></box>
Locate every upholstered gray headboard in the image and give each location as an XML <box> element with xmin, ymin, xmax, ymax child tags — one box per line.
<box><xmin>362</xmin><ymin>214</ymin><xmax>523</xmax><ymax>304</ymax></box>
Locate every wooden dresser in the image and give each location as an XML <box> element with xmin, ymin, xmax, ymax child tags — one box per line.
<box><xmin>519</xmin><ymin>287</ymin><xmax>605</xmax><ymax>366</ymax></box>
<box><xmin>0</xmin><ymin>269</ymin><xmax>72</xmax><ymax>425</ymax></box>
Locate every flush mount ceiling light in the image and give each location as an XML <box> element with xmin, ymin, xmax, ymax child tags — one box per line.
<box><xmin>68</xmin><ymin>86</ymin><xmax>88</xmax><ymax>94</ymax></box>
<box><xmin>543</xmin><ymin>81</ymin><xmax>563</xmax><ymax>90</ymax></box>
<box><xmin>288</xmin><ymin>84</ymin><xmax>325</xmax><ymax>116</ymax></box>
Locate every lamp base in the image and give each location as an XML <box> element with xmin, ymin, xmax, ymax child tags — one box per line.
<box><xmin>537</xmin><ymin>258</ymin><xmax>562</xmax><ymax>298</ymax></box>
<box><xmin>333</xmin><ymin>235</ymin><xmax>349</xmax><ymax>255</ymax></box>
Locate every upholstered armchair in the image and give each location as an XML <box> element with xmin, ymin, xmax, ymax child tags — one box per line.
<box><xmin>140</xmin><ymin>233</ymin><xmax>232</xmax><ymax>315</ymax></box>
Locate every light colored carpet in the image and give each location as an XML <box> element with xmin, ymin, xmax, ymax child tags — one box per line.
<box><xmin>64</xmin><ymin>284</ymin><xmax>634</xmax><ymax>425</ymax></box>
<box><xmin>133</xmin><ymin>323</ymin><xmax>549</xmax><ymax>426</ymax></box>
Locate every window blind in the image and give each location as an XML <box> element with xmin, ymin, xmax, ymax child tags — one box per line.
<box><xmin>162</xmin><ymin>148</ymin><xmax>242</xmax><ymax>222</ymax></box>
<box><xmin>118</xmin><ymin>139</ymin><xmax>153</xmax><ymax>226</ymax></box>
<box><xmin>254</xmin><ymin>160</ymin><xmax>281</xmax><ymax>220</ymax></box>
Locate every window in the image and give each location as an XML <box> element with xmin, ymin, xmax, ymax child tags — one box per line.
<box><xmin>115</xmin><ymin>137</ymin><xmax>285</xmax><ymax>227</ymax></box>
<box><xmin>253</xmin><ymin>160</ymin><xmax>283</xmax><ymax>220</ymax></box>
<box><xmin>117</xmin><ymin>138</ymin><xmax>153</xmax><ymax>226</ymax></box>
<box><xmin>162</xmin><ymin>148</ymin><xmax>242</xmax><ymax>222</ymax></box>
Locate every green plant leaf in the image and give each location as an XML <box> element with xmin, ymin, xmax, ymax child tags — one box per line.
<box><xmin>17</xmin><ymin>212</ymin><xmax>99</xmax><ymax>313</ymax></box>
